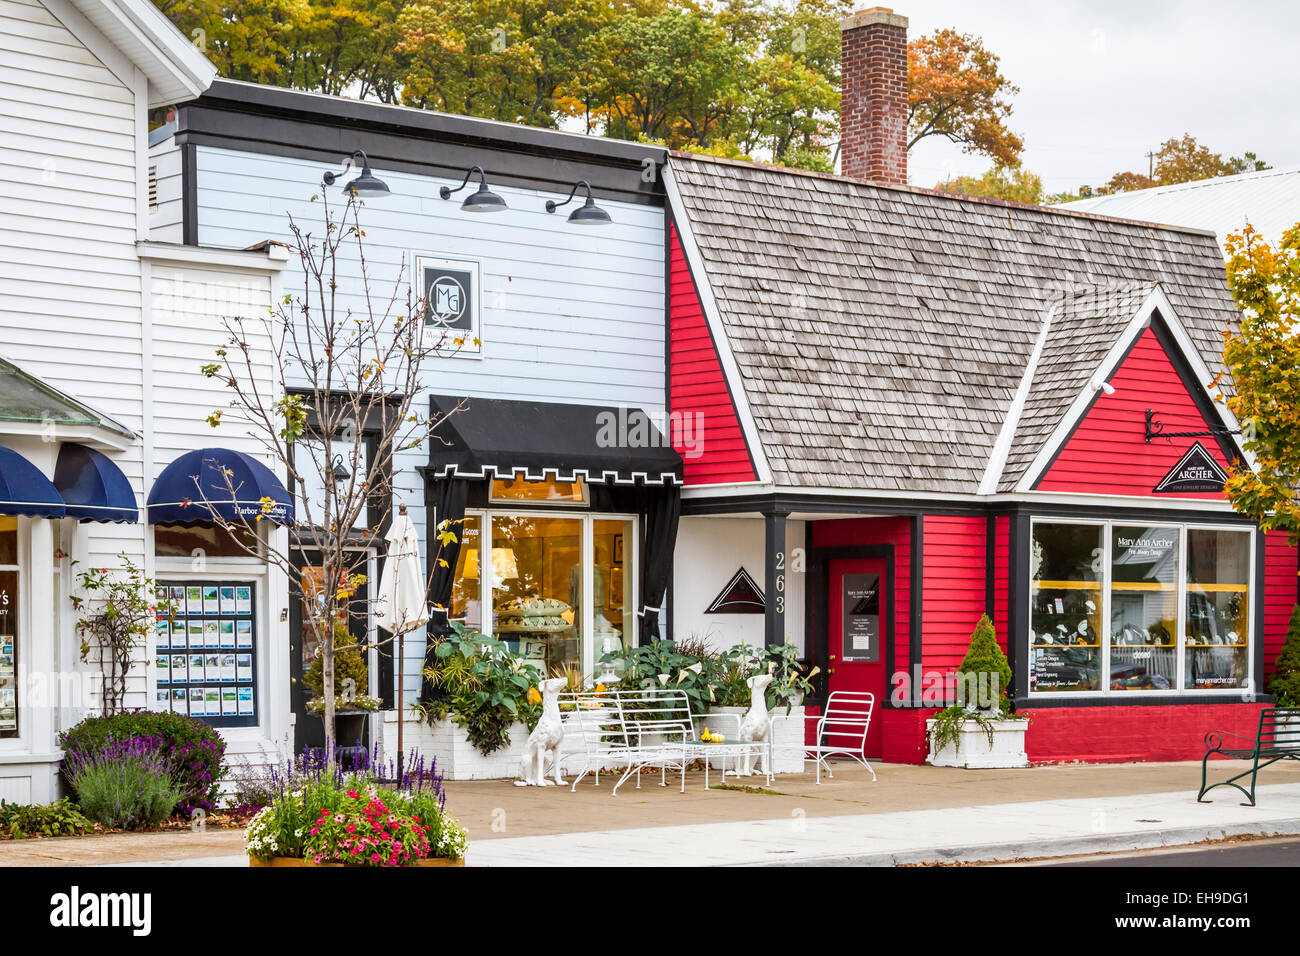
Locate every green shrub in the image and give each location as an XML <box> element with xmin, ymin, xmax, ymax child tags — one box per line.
<box><xmin>0</xmin><ymin>799</ymin><xmax>92</xmax><ymax>839</ymax></box>
<box><xmin>956</xmin><ymin>614</ymin><xmax>1013</xmax><ymax>712</ymax></box>
<box><xmin>303</xmin><ymin>621</ymin><xmax>371</xmax><ymax>706</ymax></box>
<box><xmin>1269</xmin><ymin>605</ymin><xmax>1300</xmax><ymax>707</ymax></box>
<box><xmin>63</xmin><ymin>739</ymin><xmax>185</xmax><ymax>830</ymax></box>
<box><xmin>58</xmin><ymin>710</ymin><xmax>226</xmax><ymax>814</ymax></box>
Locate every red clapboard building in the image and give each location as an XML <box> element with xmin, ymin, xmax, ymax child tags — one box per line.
<box><xmin>661</xmin><ymin>7</ymin><xmax>1296</xmax><ymax>763</ymax></box>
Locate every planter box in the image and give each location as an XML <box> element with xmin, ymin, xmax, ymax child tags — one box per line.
<box><xmin>249</xmin><ymin>855</ymin><xmax>464</xmax><ymax>868</ymax></box>
<box><xmin>925</xmin><ymin>717</ymin><xmax>1029</xmax><ymax>769</ymax></box>
<box><xmin>696</xmin><ymin>706</ymin><xmax>805</xmax><ymax>775</ymax></box>
<box><xmin>381</xmin><ymin>712</ymin><xmax>528</xmax><ymax>781</ymax></box>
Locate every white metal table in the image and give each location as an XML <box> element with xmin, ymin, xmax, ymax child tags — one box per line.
<box><xmin>684</xmin><ymin>739</ymin><xmax>773</xmax><ymax>789</ymax></box>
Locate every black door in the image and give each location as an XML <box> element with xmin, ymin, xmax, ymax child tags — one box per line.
<box><xmin>289</xmin><ymin>550</ymin><xmax>372</xmax><ymax>754</ymax></box>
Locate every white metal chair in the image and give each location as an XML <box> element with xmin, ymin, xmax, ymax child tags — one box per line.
<box><xmin>563</xmin><ymin>688</ymin><xmax>695</xmax><ymax>794</ymax></box>
<box><xmin>805</xmin><ymin>691</ymin><xmax>877</xmax><ymax>784</ymax></box>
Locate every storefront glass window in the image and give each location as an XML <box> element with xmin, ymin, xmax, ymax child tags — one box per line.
<box><xmin>155</xmin><ymin>522</ymin><xmax>261</xmax><ymax>558</ymax></box>
<box><xmin>0</xmin><ymin>517</ymin><xmax>17</xmax><ymax>737</ymax></box>
<box><xmin>1185</xmin><ymin>529</ymin><xmax>1251</xmax><ymax>690</ymax></box>
<box><xmin>592</xmin><ymin>519</ymin><xmax>634</xmax><ymax>679</ymax></box>
<box><xmin>1030</xmin><ymin>523</ymin><xmax>1103</xmax><ymax>692</ymax></box>
<box><xmin>490</xmin><ymin>478</ymin><xmax>587</xmax><ymax>505</ymax></box>
<box><xmin>450</xmin><ymin>514</ymin><xmax>482</xmax><ymax>630</ymax></box>
<box><xmin>1110</xmin><ymin>525</ymin><xmax>1180</xmax><ymax>691</ymax></box>
<box><xmin>491</xmin><ymin>516</ymin><xmax>584</xmax><ymax>677</ymax></box>
<box><xmin>1030</xmin><ymin>519</ymin><xmax>1254</xmax><ymax>697</ymax></box>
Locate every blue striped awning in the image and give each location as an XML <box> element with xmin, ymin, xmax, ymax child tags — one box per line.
<box><xmin>0</xmin><ymin>446</ymin><xmax>65</xmax><ymax>518</ymax></box>
<box><xmin>147</xmin><ymin>447</ymin><xmax>292</xmax><ymax>525</ymax></box>
<box><xmin>54</xmin><ymin>443</ymin><xmax>138</xmax><ymax>523</ymax></box>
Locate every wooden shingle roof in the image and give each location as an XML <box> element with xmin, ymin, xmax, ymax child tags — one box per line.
<box><xmin>669</xmin><ymin>153</ymin><xmax>1236</xmax><ymax>494</ymax></box>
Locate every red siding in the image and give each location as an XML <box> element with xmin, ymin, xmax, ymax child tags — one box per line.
<box><xmin>668</xmin><ymin>223</ymin><xmax>756</xmax><ymax>485</ymax></box>
<box><xmin>921</xmin><ymin>515</ymin><xmax>989</xmax><ymax>673</ymax></box>
<box><xmin>1024</xmin><ymin>703</ymin><xmax>1267</xmax><ymax>762</ymax></box>
<box><xmin>993</xmin><ymin>515</ymin><xmax>1010</xmax><ymax>650</ymax></box>
<box><xmin>1036</xmin><ymin>326</ymin><xmax>1233</xmax><ymax>498</ymax></box>
<box><xmin>1264</xmin><ymin>530</ymin><xmax>1298</xmax><ymax>686</ymax></box>
<box><xmin>812</xmin><ymin>517</ymin><xmax>911</xmax><ymax>669</ymax></box>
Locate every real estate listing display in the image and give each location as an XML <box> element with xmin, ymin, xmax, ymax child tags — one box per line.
<box><xmin>154</xmin><ymin>581</ymin><xmax>257</xmax><ymax>727</ymax></box>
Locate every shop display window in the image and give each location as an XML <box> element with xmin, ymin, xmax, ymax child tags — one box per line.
<box><xmin>153</xmin><ymin>579</ymin><xmax>258</xmax><ymax>727</ymax></box>
<box><xmin>0</xmin><ymin>517</ymin><xmax>17</xmax><ymax>737</ymax></box>
<box><xmin>452</xmin><ymin>506</ymin><xmax>635</xmax><ymax>679</ymax></box>
<box><xmin>1030</xmin><ymin>522</ymin><xmax>1103</xmax><ymax>692</ymax></box>
<box><xmin>1029</xmin><ymin>519</ymin><xmax>1253</xmax><ymax>697</ymax></box>
<box><xmin>1185</xmin><ymin>529</ymin><xmax>1251</xmax><ymax>690</ymax></box>
<box><xmin>489</xmin><ymin>478</ymin><xmax>587</xmax><ymax>505</ymax></box>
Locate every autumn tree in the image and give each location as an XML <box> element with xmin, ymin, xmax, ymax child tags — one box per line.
<box><xmin>1104</xmin><ymin>170</ymin><xmax>1155</xmax><ymax>193</ymax></box>
<box><xmin>908</xmin><ymin>28</ymin><xmax>1023</xmax><ymax>166</ymax></box>
<box><xmin>1220</xmin><ymin>223</ymin><xmax>1300</xmax><ymax>535</ymax></box>
<box><xmin>937</xmin><ymin>163</ymin><xmax>1043</xmax><ymax>204</ymax></box>
<box><xmin>1153</xmin><ymin>133</ymin><xmax>1234</xmax><ymax>185</ymax></box>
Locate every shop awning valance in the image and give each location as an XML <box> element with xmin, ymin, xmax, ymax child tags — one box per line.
<box><xmin>0</xmin><ymin>446</ymin><xmax>65</xmax><ymax>518</ymax></box>
<box><xmin>54</xmin><ymin>443</ymin><xmax>138</xmax><ymax>523</ymax></box>
<box><xmin>427</xmin><ymin>396</ymin><xmax>683</xmax><ymax>484</ymax></box>
<box><xmin>147</xmin><ymin>447</ymin><xmax>293</xmax><ymax>525</ymax></box>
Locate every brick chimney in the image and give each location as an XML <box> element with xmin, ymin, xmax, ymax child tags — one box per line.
<box><xmin>840</xmin><ymin>7</ymin><xmax>909</xmax><ymax>185</ymax></box>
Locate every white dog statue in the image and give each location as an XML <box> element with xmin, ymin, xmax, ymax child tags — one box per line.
<box><xmin>515</xmin><ymin>677</ymin><xmax>568</xmax><ymax>787</ymax></box>
<box><xmin>732</xmin><ymin>674</ymin><xmax>772</xmax><ymax>777</ymax></box>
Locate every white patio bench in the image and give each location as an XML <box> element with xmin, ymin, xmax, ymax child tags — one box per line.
<box><xmin>805</xmin><ymin>690</ymin><xmax>877</xmax><ymax>784</ymax></box>
<box><xmin>560</xmin><ymin>688</ymin><xmax>695</xmax><ymax>794</ymax></box>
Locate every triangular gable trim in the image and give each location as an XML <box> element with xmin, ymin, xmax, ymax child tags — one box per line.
<box><xmin>1153</xmin><ymin>441</ymin><xmax>1229</xmax><ymax>493</ymax></box>
<box><xmin>662</xmin><ymin>164</ymin><xmax>773</xmax><ymax>486</ymax></box>
<box><xmin>704</xmin><ymin>567</ymin><xmax>766</xmax><ymax>614</ymax></box>
<box><xmin>1015</xmin><ymin>286</ymin><xmax>1247</xmax><ymax>493</ymax></box>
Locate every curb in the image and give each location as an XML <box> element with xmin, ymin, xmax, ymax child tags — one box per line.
<box><xmin>755</xmin><ymin>818</ymin><xmax>1300</xmax><ymax>867</ymax></box>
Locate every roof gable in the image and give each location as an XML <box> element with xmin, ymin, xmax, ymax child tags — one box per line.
<box><xmin>667</xmin><ymin>153</ymin><xmax>1238</xmax><ymax>495</ymax></box>
<box><xmin>1029</xmin><ymin>311</ymin><xmax>1239</xmax><ymax>499</ymax></box>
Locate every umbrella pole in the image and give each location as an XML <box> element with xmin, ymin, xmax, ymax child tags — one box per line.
<box><xmin>397</xmin><ymin>630</ymin><xmax>404</xmax><ymax>785</ymax></box>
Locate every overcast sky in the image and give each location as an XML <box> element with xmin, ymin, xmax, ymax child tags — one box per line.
<box><xmin>899</xmin><ymin>0</ymin><xmax>1300</xmax><ymax>193</ymax></box>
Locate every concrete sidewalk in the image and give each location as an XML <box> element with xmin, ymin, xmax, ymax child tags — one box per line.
<box><xmin>466</xmin><ymin>781</ymin><xmax>1300</xmax><ymax>867</ymax></box>
<box><xmin>4</xmin><ymin>759</ymin><xmax>1298</xmax><ymax>866</ymax></box>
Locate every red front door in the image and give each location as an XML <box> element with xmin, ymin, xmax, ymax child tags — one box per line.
<box><xmin>827</xmin><ymin>557</ymin><xmax>889</xmax><ymax>757</ymax></box>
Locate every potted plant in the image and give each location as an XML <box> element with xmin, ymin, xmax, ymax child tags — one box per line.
<box><xmin>926</xmin><ymin>615</ymin><xmax>1029</xmax><ymax>769</ymax></box>
<box><xmin>304</xmin><ymin>622</ymin><xmax>381</xmax><ymax>751</ymax></box>
<box><xmin>388</xmin><ymin>624</ymin><xmax>542</xmax><ymax>779</ymax></box>
<box><xmin>246</xmin><ymin>773</ymin><xmax>468</xmax><ymax>867</ymax></box>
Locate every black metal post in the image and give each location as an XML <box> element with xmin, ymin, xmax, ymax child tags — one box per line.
<box><xmin>764</xmin><ymin>511</ymin><xmax>789</xmax><ymax>646</ymax></box>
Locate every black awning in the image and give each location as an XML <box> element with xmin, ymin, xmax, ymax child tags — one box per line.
<box><xmin>428</xmin><ymin>396</ymin><xmax>682</xmax><ymax>484</ymax></box>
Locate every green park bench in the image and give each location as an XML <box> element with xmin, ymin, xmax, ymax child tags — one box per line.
<box><xmin>1198</xmin><ymin>707</ymin><xmax>1300</xmax><ymax>807</ymax></box>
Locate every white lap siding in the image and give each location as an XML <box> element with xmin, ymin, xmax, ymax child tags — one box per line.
<box><xmin>191</xmin><ymin>145</ymin><xmax>668</xmax><ymax>700</ymax></box>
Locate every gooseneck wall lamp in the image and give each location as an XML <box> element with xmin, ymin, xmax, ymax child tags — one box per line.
<box><xmin>322</xmin><ymin>149</ymin><xmax>391</xmax><ymax>198</ymax></box>
<box><xmin>545</xmin><ymin>180</ymin><xmax>612</xmax><ymax>225</ymax></box>
<box><xmin>440</xmin><ymin>165</ymin><xmax>508</xmax><ymax>212</ymax></box>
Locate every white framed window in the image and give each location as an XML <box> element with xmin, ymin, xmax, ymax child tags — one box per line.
<box><xmin>448</xmin><ymin>508</ymin><xmax>636</xmax><ymax>681</ymax></box>
<box><xmin>1028</xmin><ymin>517</ymin><xmax>1254</xmax><ymax>697</ymax></box>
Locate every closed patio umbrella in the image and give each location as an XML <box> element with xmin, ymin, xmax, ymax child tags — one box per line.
<box><xmin>375</xmin><ymin>506</ymin><xmax>429</xmax><ymax>779</ymax></box>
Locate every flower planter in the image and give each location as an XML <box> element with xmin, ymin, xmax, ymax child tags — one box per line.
<box><xmin>249</xmin><ymin>855</ymin><xmax>464</xmax><ymax>868</ymax></box>
<box><xmin>381</xmin><ymin>711</ymin><xmax>528</xmax><ymax>780</ymax></box>
<box><xmin>695</xmin><ymin>706</ymin><xmax>805</xmax><ymax>774</ymax></box>
<box><xmin>925</xmin><ymin>717</ymin><xmax>1029</xmax><ymax>769</ymax></box>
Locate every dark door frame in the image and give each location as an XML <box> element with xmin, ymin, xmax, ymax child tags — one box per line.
<box><xmin>806</xmin><ymin>544</ymin><xmax>896</xmax><ymax>712</ymax></box>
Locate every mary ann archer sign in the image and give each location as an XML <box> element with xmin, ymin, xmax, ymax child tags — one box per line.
<box><xmin>1153</xmin><ymin>441</ymin><xmax>1228</xmax><ymax>494</ymax></box>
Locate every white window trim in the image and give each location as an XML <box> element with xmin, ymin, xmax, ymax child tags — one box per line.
<box><xmin>467</xmin><ymin>507</ymin><xmax>638</xmax><ymax>682</ymax></box>
<box><xmin>1027</xmin><ymin>517</ymin><xmax>1255</xmax><ymax>699</ymax></box>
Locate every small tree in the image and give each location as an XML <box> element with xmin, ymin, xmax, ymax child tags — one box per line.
<box><xmin>1219</xmin><ymin>223</ymin><xmax>1300</xmax><ymax>536</ymax></box>
<box><xmin>955</xmin><ymin>614</ymin><xmax>1012</xmax><ymax>713</ymax></box>
<box><xmin>1269</xmin><ymin>605</ymin><xmax>1300</xmax><ymax>708</ymax></box>
<box><xmin>71</xmin><ymin>554</ymin><xmax>173</xmax><ymax>716</ymax></box>
<box><xmin>197</xmin><ymin>186</ymin><xmax>461</xmax><ymax>754</ymax></box>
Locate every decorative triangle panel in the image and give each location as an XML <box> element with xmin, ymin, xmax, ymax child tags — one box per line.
<box><xmin>1153</xmin><ymin>441</ymin><xmax>1229</xmax><ymax>493</ymax></box>
<box><xmin>704</xmin><ymin>567</ymin><xmax>765</xmax><ymax>614</ymax></box>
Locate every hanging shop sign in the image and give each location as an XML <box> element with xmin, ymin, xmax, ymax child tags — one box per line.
<box><xmin>416</xmin><ymin>254</ymin><xmax>481</xmax><ymax>354</ymax></box>
<box><xmin>841</xmin><ymin>572</ymin><xmax>881</xmax><ymax>663</ymax></box>
<box><xmin>1153</xmin><ymin>442</ymin><xmax>1228</xmax><ymax>494</ymax></box>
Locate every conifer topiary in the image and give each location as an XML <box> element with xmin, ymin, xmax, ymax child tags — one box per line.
<box><xmin>956</xmin><ymin>614</ymin><xmax>1013</xmax><ymax>712</ymax></box>
<box><xmin>1268</xmin><ymin>605</ymin><xmax>1300</xmax><ymax>708</ymax></box>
